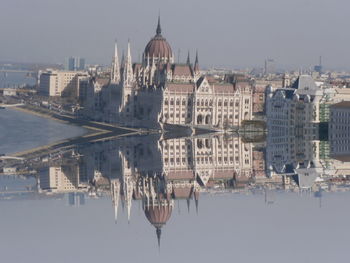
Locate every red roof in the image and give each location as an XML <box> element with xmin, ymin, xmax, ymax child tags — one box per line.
<box><xmin>166</xmin><ymin>83</ymin><xmax>195</xmax><ymax>93</ymax></box>
<box><xmin>172</xmin><ymin>64</ymin><xmax>193</xmax><ymax>77</ymax></box>
<box><xmin>212</xmin><ymin>84</ymin><xmax>236</xmax><ymax>94</ymax></box>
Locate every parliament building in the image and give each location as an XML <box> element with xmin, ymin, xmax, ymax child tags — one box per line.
<box><xmin>82</xmin><ymin>17</ymin><xmax>253</xmax><ymax>130</ymax></box>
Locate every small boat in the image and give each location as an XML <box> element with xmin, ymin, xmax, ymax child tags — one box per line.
<box><xmin>0</xmin><ymin>106</ymin><xmax>5</xmax><ymax>109</ymax></box>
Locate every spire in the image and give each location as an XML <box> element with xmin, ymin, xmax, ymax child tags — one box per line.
<box><xmin>123</xmin><ymin>40</ymin><xmax>134</xmax><ymax>87</ymax></box>
<box><xmin>156</xmin><ymin>227</ymin><xmax>161</xmax><ymax>250</ymax></box>
<box><xmin>111</xmin><ymin>40</ymin><xmax>120</xmax><ymax>84</ymax></box>
<box><xmin>156</xmin><ymin>15</ymin><xmax>162</xmax><ymax>35</ymax></box>
<box><xmin>194</xmin><ymin>50</ymin><xmax>199</xmax><ymax>72</ymax></box>
<box><xmin>186</xmin><ymin>51</ymin><xmax>191</xmax><ymax>65</ymax></box>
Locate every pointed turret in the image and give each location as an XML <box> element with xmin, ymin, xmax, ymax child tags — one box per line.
<box><xmin>193</xmin><ymin>50</ymin><xmax>200</xmax><ymax>81</ymax></box>
<box><xmin>194</xmin><ymin>50</ymin><xmax>200</xmax><ymax>73</ymax></box>
<box><xmin>156</xmin><ymin>15</ymin><xmax>162</xmax><ymax>36</ymax></box>
<box><xmin>123</xmin><ymin>41</ymin><xmax>134</xmax><ymax>87</ymax></box>
<box><xmin>111</xmin><ymin>40</ymin><xmax>121</xmax><ymax>84</ymax></box>
<box><xmin>186</xmin><ymin>51</ymin><xmax>191</xmax><ymax>65</ymax></box>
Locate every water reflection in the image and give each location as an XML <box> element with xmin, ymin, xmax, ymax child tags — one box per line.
<box><xmin>2</xmin><ymin>132</ymin><xmax>350</xmax><ymax>253</ymax></box>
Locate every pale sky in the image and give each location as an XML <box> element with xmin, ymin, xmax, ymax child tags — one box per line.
<box><xmin>0</xmin><ymin>0</ymin><xmax>349</xmax><ymax>70</ymax></box>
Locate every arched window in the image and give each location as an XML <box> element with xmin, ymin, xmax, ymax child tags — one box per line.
<box><xmin>205</xmin><ymin>115</ymin><xmax>211</xmax><ymax>125</ymax></box>
<box><xmin>197</xmin><ymin>139</ymin><xmax>203</xmax><ymax>149</ymax></box>
<box><xmin>197</xmin><ymin>114</ymin><xmax>203</xmax><ymax>124</ymax></box>
<box><xmin>205</xmin><ymin>139</ymin><xmax>210</xmax><ymax>148</ymax></box>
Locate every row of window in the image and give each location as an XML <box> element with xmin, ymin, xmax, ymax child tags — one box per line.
<box><xmin>164</xmin><ymin>156</ymin><xmax>245</xmax><ymax>164</ymax></box>
<box><xmin>164</xmin><ymin>98</ymin><xmax>247</xmax><ymax>107</ymax></box>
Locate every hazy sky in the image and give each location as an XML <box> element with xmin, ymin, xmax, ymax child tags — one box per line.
<box><xmin>0</xmin><ymin>0</ymin><xmax>349</xmax><ymax>70</ymax></box>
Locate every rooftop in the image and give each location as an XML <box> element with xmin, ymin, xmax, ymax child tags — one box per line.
<box><xmin>330</xmin><ymin>101</ymin><xmax>350</xmax><ymax>108</ymax></box>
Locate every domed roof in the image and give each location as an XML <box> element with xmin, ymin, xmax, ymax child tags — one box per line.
<box><xmin>145</xmin><ymin>204</ymin><xmax>172</xmax><ymax>228</ymax></box>
<box><xmin>144</xmin><ymin>17</ymin><xmax>173</xmax><ymax>59</ymax></box>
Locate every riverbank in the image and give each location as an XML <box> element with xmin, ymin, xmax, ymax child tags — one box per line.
<box><xmin>12</xmin><ymin>104</ymin><xmax>142</xmax><ymax>135</ymax></box>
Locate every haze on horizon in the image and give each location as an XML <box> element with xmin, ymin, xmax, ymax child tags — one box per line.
<box><xmin>0</xmin><ymin>0</ymin><xmax>349</xmax><ymax>71</ymax></box>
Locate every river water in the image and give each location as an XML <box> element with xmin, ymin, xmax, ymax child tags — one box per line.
<box><xmin>0</xmin><ymin>72</ymin><xmax>86</xmax><ymax>154</ymax></box>
<box><xmin>0</xmin><ymin>108</ymin><xmax>87</xmax><ymax>154</ymax></box>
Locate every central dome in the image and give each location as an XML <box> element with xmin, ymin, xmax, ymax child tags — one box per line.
<box><xmin>144</xmin><ymin>17</ymin><xmax>173</xmax><ymax>61</ymax></box>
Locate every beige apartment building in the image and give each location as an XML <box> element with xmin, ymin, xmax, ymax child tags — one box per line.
<box><xmin>39</xmin><ymin>70</ymin><xmax>88</xmax><ymax>97</ymax></box>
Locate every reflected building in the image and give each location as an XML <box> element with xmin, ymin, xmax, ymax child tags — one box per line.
<box><xmin>39</xmin><ymin>165</ymin><xmax>88</xmax><ymax>194</ymax></box>
<box><xmin>18</xmin><ymin>129</ymin><xmax>350</xmax><ymax>246</ymax></box>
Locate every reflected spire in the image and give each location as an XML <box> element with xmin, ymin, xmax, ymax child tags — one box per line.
<box><xmin>156</xmin><ymin>227</ymin><xmax>161</xmax><ymax>250</ymax></box>
<box><xmin>111</xmin><ymin>179</ymin><xmax>120</xmax><ymax>223</ymax></box>
<box><xmin>187</xmin><ymin>198</ymin><xmax>190</xmax><ymax>213</ymax></box>
<box><xmin>194</xmin><ymin>192</ymin><xmax>199</xmax><ymax>214</ymax></box>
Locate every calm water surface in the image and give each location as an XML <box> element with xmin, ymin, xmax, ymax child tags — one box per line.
<box><xmin>0</xmin><ymin>108</ymin><xmax>87</xmax><ymax>154</ymax></box>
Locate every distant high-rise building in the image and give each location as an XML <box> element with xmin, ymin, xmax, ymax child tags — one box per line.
<box><xmin>314</xmin><ymin>56</ymin><xmax>323</xmax><ymax>73</ymax></box>
<box><xmin>264</xmin><ymin>59</ymin><xmax>275</xmax><ymax>75</ymax></box>
<box><xmin>65</xmin><ymin>57</ymin><xmax>85</xmax><ymax>71</ymax></box>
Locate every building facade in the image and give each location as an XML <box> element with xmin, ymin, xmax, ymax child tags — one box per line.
<box><xmin>81</xmin><ymin>17</ymin><xmax>253</xmax><ymax>129</ymax></box>
<box><xmin>329</xmin><ymin>101</ymin><xmax>350</xmax><ymax>156</ymax></box>
<box><xmin>39</xmin><ymin>70</ymin><xmax>88</xmax><ymax>97</ymax></box>
<box><xmin>265</xmin><ymin>75</ymin><xmax>325</xmax><ymax>188</ymax></box>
